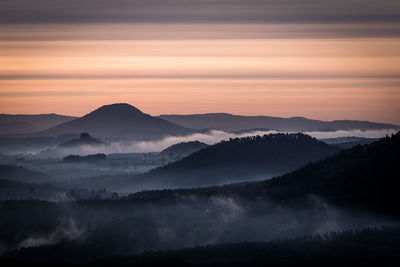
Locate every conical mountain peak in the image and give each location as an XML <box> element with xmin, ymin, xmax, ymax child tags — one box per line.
<box><xmin>38</xmin><ymin>103</ymin><xmax>192</xmax><ymax>138</ymax></box>
<box><xmin>86</xmin><ymin>103</ymin><xmax>144</xmax><ymax>118</ymax></box>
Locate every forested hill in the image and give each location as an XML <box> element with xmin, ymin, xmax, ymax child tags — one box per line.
<box><xmin>3</xmin><ymin>227</ymin><xmax>400</xmax><ymax>266</ymax></box>
<box><xmin>262</xmin><ymin>131</ymin><xmax>400</xmax><ymax>214</ymax></box>
<box><xmin>131</xmin><ymin>133</ymin><xmax>338</xmax><ymax>189</ymax></box>
<box><xmin>130</xmin><ymin>132</ymin><xmax>400</xmax><ymax>215</ymax></box>
<box><xmin>77</xmin><ymin>227</ymin><xmax>400</xmax><ymax>267</ymax></box>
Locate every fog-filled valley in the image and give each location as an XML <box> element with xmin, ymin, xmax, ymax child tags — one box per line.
<box><xmin>0</xmin><ymin>104</ymin><xmax>399</xmax><ymax>266</ymax></box>
<box><xmin>3</xmin><ymin>0</ymin><xmax>400</xmax><ymax>264</ymax></box>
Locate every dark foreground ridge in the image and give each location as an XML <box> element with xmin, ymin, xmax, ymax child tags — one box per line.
<box><xmin>2</xmin><ymin>227</ymin><xmax>399</xmax><ymax>267</ymax></box>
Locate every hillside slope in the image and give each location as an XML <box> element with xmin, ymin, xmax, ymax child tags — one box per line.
<box><xmin>131</xmin><ymin>132</ymin><xmax>400</xmax><ymax>215</ymax></box>
<box><xmin>126</xmin><ymin>133</ymin><xmax>339</xmax><ymax>190</ymax></box>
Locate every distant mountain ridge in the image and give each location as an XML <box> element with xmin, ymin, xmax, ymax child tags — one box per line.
<box><xmin>158</xmin><ymin>113</ymin><xmax>399</xmax><ymax>132</ymax></box>
<box><xmin>0</xmin><ymin>114</ymin><xmax>76</xmax><ymax>135</ymax></box>
<box><xmin>38</xmin><ymin>104</ymin><xmax>193</xmax><ymax>139</ymax></box>
<box><xmin>3</xmin><ymin>107</ymin><xmax>398</xmax><ymax>139</ymax></box>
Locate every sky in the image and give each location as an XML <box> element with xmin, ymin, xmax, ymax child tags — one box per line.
<box><xmin>0</xmin><ymin>0</ymin><xmax>400</xmax><ymax>124</ymax></box>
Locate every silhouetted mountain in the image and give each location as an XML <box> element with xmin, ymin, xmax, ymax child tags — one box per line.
<box><xmin>114</xmin><ymin>133</ymin><xmax>338</xmax><ymax>191</ymax></box>
<box><xmin>59</xmin><ymin>133</ymin><xmax>102</xmax><ymax>147</ymax></box>
<box><xmin>0</xmin><ymin>114</ymin><xmax>76</xmax><ymax>135</ymax></box>
<box><xmin>0</xmin><ymin>165</ymin><xmax>51</xmax><ymax>184</ymax></box>
<box><xmin>160</xmin><ymin>141</ymin><xmax>208</xmax><ymax>157</ymax></box>
<box><xmin>159</xmin><ymin>113</ymin><xmax>399</xmax><ymax>132</ymax></box>
<box><xmin>39</xmin><ymin>104</ymin><xmax>193</xmax><ymax>139</ymax></box>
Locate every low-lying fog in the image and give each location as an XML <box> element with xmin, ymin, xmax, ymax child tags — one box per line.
<box><xmin>0</xmin><ymin>128</ymin><xmax>395</xmax><ymax>183</ymax></box>
<box><xmin>4</xmin><ymin>128</ymin><xmax>397</xmax><ymax>158</ymax></box>
<box><xmin>0</xmin><ymin>130</ymin><xmax>398</xmax><ymax>262</ymax></box>
<box><xmin>2</xmin><ymin>194</ymin><xmax>398</xmax><ymax>260</ymax></box>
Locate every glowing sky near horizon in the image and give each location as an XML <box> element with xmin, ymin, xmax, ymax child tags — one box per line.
<box><xmin>0</xmin><ymin>1</ymin><xmax>400</xmax><ymax>124</ymax></box>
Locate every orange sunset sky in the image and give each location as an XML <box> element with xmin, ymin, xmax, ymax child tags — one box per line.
<box><xmin>1</xmin><ymin>1</ymin><xmax>399</xmax><ymax>124</ymax></box>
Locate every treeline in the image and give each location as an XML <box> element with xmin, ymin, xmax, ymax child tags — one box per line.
<box><xmin>63</xmin><ymin>154</ymin><xmax>107</xmax><ymax>163</ymax></box>
<box><xmin>2</xmin><ymin>227</ymin><xmax>400</xmax><ymax>266</ymax></box>
<box><xmin>87</xmin><ymin>227</ymin><xmax>400</xmax><ymax>267</ymax></box>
